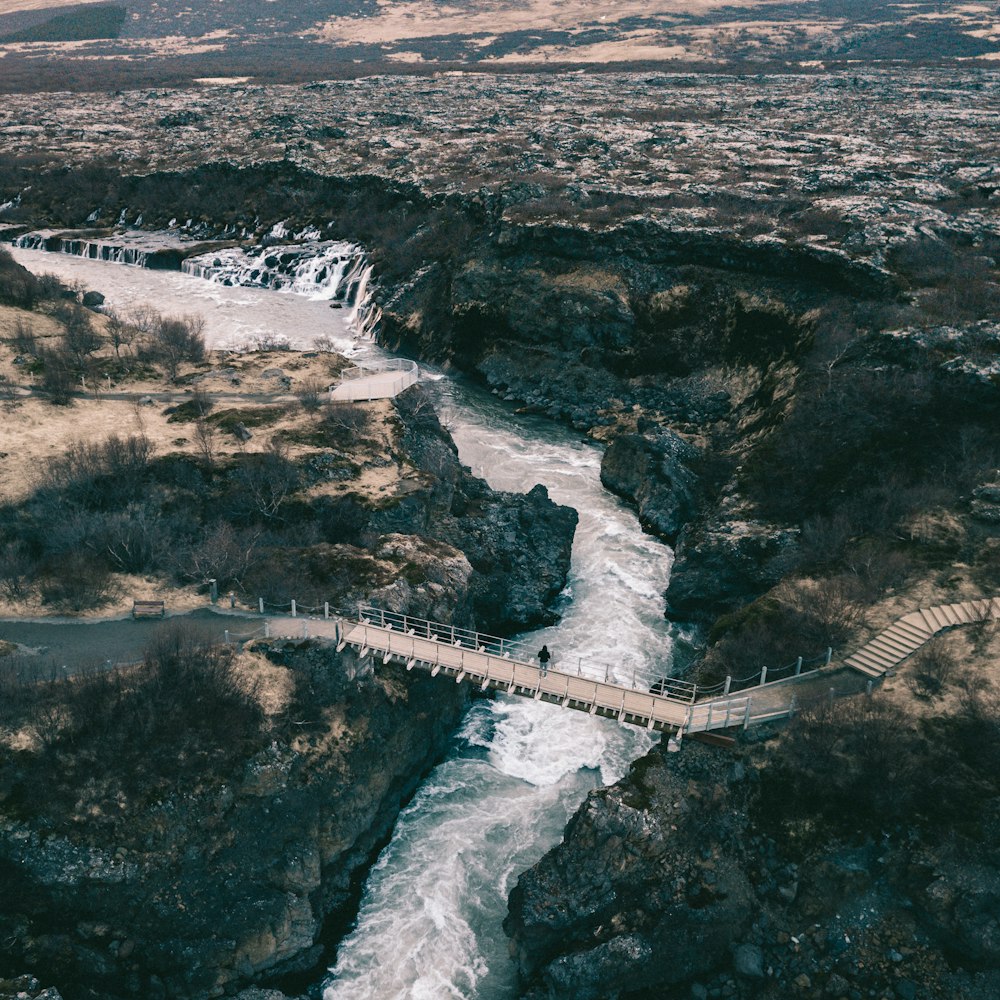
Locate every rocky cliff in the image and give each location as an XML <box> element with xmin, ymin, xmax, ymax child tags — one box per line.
<box><xmin>506</xmin><ymin>681</ymin><xmax>1000</xmax><ymax>1000</ymax></box>
<box><xmin>0</xmin><ymin>643</ymin><xmax>469</xmax><ymax>999</ymax></box>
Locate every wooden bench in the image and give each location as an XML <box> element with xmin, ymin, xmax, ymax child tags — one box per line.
<box><xmin>132</xmin><ymin>600</ymin><xmax>165</xmax><ymax>620</ymax></box>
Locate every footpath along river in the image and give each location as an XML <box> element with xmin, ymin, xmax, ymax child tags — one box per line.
<box><xmin>9</xmin><ymin>244</ymin><xmax>680</xmax><ymax>999</ymax></box>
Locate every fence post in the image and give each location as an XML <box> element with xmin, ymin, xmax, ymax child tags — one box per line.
<box><xmin>866</xmin><ymin>680</ymin><xmax>873</xmax><ymax>696</ymax></box>
<box><xmin>224</xmin><ymin>629</ymin><xmax>230</xmax><ymax>645</ymax></box>
<box><xmin>724</xmin><ymin>675</ymin><xmax>732</xmax><ymax>695</ymax></box>
<box><xmin>324</xmin><ymin>602</ymin><xmax>330</xmax><ymax>619</ymax></box>
<box><xmin>829</xmin><ymin>687</ymin><xmax>835</xmax><ymax>704</ymax></box>
<box><xmin>760</xmin><ymin>665</ymin><xmax>768</xmax><ymax>686</ymax></box>
<box><xmin>259</xmin><ymin>597</ymin><xmax>264</xmax><ymax>614</ymax></box>
<box><xmin>291</xmin><ymin>599</ymin><xmax>297</xmax><ymax>618</ymax></box>
<box><xmin>302</xmin><ymin>622</ymin><xmax>308</xmax><ymax>639</ymax></box>
<box><xmin>789</xmin><ymin>694</ymin><xmax>797</xmax><ymax>717</ymax></box>
<box><xmin>743</xmin><ymin>697</ymin><xmax>752</xmax><ymax>730</ymax></box>
<box><xmin>209</xmin><ymin>579</ymin><xmax>218</xmax><ymax>604</ymax></box>
<box><xmin>825</xmin><ymin>646</ymin><xmax>832</xmax><ymax>665</ymax></box>
<box><xmin>264</xmin><ymin>621</ymin><xmax>270</xmax><ymax>638</ymax></box>
<box><xmin>795</xmin><ymin>656</ymin><xmax>803</xmax><ymax>676</ymax></box>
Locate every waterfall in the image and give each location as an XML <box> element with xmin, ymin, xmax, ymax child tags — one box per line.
<box><xmin>13</xmin><ymin>231</ymin><xmax>150</xmax><ymax>267</ymax></box>
<box><xmin>182</xmin><ymin>241</ymin><xmax>382</xmax><ymax>338</ymax></box>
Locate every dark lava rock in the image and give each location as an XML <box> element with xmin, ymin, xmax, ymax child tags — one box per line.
<box><xmin>665</xmin><ymin>514</ymin><xmax>800</xmax><ymax>623</ymax></box>
<box><xmin>373</xmin><ymin>386</ymin><xmax>578</xmax><ymax>633</ymax></box>
<box><xmin>600</xmin><ymin>429</ymin><xmax>700</xmax><ymax>544</ymax></box>
<box><xmin>505</xmin><ymin>743</ymin><xmax>753</xmax><ymax>999</ymax></box>
<box><xmin>81</xmin><ymin>290</ymin><xmax>105</xmax><ymax>308</ymax></box>
<box><xmin>0</xmin><ymin>646</ymin><xmax>470</xmax><ymax>999</ymax></box>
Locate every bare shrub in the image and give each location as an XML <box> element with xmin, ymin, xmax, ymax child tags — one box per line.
<box><xmin>702</xmin><ymin>576</ymin><xmax>866</xmax><ymax>685</ymax></box>
<box><xmin>908</xmin><ymin>639</ymin><xmax>958</xmax><ymax>698</ymax></box>
<box><xmin>297</xmin><ymin>377</ymin><xmax>325</xmax><ymax>412</ymax></box>
<box><xmin>11</xmin><ymin>630</ymin><xmax>265</xmax><ymax>822</ymax></box>
<box><xmin>247</xmin><ymin>333</ymin><xmax>292</xmax><ymax>352</ymax></box>
<box><xmin>90</xmin><ymin>503</ymin><xmax>167</xmax><ymax>574</ymax></box>
<box><xmin>10</xmin><ymin>316</ymin><xmax>39</xmax><ymax>357</ymax></box>
<box><xmin>36</xmin><ymin>345</ymin><xmax>76</xmax><ymax>404</ymax></box>
<box><xmin>229</xmin><ymin>445</ymin><xmax>300</xmax><ymax>522</ymax></box>
<box><xmin>322</xmin><ymin>402</ymin><xmax>371</xmax><ymax>442</ymax></box>
<box><xmin>56</xmin><ymin>303</ymin><xmax>102</xmax><ymax>364</ymax></box>
<box><xmin>104</xmin><ymin>308</ymin><xmax>139</xmax><ymax>359</ymax></box>
<box><xmin>39</xmin><ymin>550</ymin><xmax>119</xmax><ymax>611</ymax></box>
<box><xmin>44</xmin><ymin>433</ymin><xmax>153</xmax><ymax>509</ymax></box>
<box><xmin>143</xmin><ymin>314</ymin><xmax>206</xmax><ymax>380</ymax></box>
<box><xmin>193</xmin><ymin>416</ymin><xmax>217</xmax><ymax>467</ymax></box>
<box><xmin>174</xmin><ymin>521</ymin><xmax>261</xmax><ymax>589</ymax></box>
<box><xmin>756</xmin><ymin>694</ymin><xmax>922</xmax><ymax>844</ymax></box>
<box><xmin>0</xmin><ymin>374</ymin><xmax>19</xmax><ymax>412</ymax></box>
<box><xmin>0</xmin><ymin>540</ymin><xmax>33</xmax><ymax>600</ymax></box>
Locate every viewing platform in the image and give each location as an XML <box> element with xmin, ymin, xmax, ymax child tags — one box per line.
<box><xmin>329</xmin><ymin>358</ymin><xmax>418</xmax><ymax>402</ymax></box>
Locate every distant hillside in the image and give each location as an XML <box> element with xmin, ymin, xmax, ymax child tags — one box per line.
<box><xmin>0</xmin><ymin>4</ymin><xmax>126</xmax><ymax>44</ymax></box>
<box><xmin>0</xmin><ymin>0</ymin><xmax>997</xmax><ymax>92</ymax></box>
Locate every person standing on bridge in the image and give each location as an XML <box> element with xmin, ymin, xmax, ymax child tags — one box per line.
<box><xmin>538</xmin><ymin>644</ymin><xmax>551</xmax><ymax>676</ymax></box>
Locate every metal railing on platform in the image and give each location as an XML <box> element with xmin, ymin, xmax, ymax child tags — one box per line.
<box><xmin>329</xmin><ymin>358</ymin><xmax>418</xmax><ymax>402</ymax></box>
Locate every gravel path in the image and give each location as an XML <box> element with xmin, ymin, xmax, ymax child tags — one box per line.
<box><xmin>0</xmin><ymin>607</ymin><xmax>254</xmax><ymax>677</ymax></box>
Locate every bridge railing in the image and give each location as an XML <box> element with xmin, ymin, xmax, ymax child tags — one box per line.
<box><xmin>693</xmin><ymin>648</ymin><xmax>833</xmax><ymax>700</ymax></box>
<box><xmin>357</xmin><ymin>605</ymin><xmax>532</xmax><ymax>661</ymax></box>
<box><xmin>247</xmin><ymin>599</ymin><xmax>697</xmax><ymax>704</ymax></box>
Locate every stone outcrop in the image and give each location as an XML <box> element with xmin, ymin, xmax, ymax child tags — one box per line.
<box><xmin>600</xmin><ymin>429</ymin><xmax>700</xmax><ymax>545</ymax></box>
<box><xmin>374</xmin><ymin>386</ymin><xmax>578</xmax><ymax>633</ymax></box>
<box><xmin>505</xmin><ymin>743</ymin><xmax>754</xmax><ymax>999</ymax></box>
<box><xmin>665</xmin><ymin>510</ymin><xmax>801</xmax><ymax>624</ymax></box>
<box><xmin>506</xmin><ymin>726</ymin><xmax>1000</xmax><ymax>1000</ymax></box>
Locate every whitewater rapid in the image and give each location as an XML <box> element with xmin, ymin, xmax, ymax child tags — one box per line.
<box><xmin>8</xmin><ymin>242</ymin><xmax>677</xmax><ymax>999</ymax></box>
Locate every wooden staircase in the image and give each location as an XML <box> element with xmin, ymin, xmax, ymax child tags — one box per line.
<box><xmin>845</xmin><ymin>597</ymin><xmax>1000</xmax><ymax>678</ymax></box>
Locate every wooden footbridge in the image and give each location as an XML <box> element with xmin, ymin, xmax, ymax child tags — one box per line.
<box><xmin>249</xmin><ymin>596</ymin><xmax>1000</xmax><ymax>741</ymax></box>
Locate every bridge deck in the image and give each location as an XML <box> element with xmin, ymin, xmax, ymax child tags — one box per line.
<box><xmin>340</xmin><ymin>620</ymin><xmax>698</xmax><ymax>732</ymax></box>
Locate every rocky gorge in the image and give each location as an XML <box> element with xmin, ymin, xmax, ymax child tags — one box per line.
<box><xmin>0</xmin><ymin>255</ymin><xmax>578</xmax><ymax>998</ymax></box>
<box><xmin>1</xmin><ymin>63</ymin><xmax>999</xmax><ymax>1000</ymax></box>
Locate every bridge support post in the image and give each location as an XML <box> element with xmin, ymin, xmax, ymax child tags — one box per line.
<box><xmin>291</xmin><ymin>600</ymin><xmax>297</xmax><ymax>618</ymax></box>
<box><xmin>723</xmin><ymin>676</ymin><xmax>732</xmax><ymax>696</ymax></box>
<box><xmin>324</xmin><ymin>602</ymin><xmax>330</xmax><ymax>619</ymax></box>
<box><xmin>795</xmin><ymin>656</ymin><xmax>803</xmax><ymax>676</ymax></box>
<box><xmin>302</xmin><ymin>622</ymin><xmax>308</xmax><ymax>639</ymax></box>
<box><xmin>789</xmin><ymin>694</ymin><xmax>797</xmax><ymax>717</ymax></box>
<box><xmin>706</xmin><ymin>703</ymin><xmax>713</xmax><ymax>730</ymax></box>
<box><xmin>760</xmin><ymin>666</ymin><xmax>768</xmax><ymax>686</ymax></box>
<box><xmin>866</xmin><ymin>680</ymin><xmax>873</xmax><ymax>696</ymax></box>
<box><xmin>258</xmin><ymin>597</ymin><xmax>264</xmax><ymax>614</ymax></box>
<box><xmin>743</xmin><ymin>698</ymin><xmax>752</xmax><ymax>730</ymax></box>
